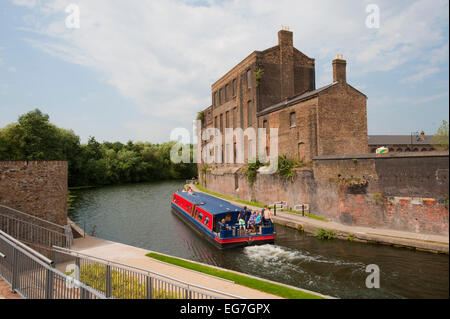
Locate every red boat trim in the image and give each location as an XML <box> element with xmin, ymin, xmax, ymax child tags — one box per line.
<box><xmin>214</xmin><ymin>235</ymin><xmax>275</xmax><ymax>244</ymax></box>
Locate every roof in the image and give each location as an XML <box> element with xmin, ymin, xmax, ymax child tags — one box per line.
<box><xmin>368</xmin><ymin>135</ymin><xmax>434</xmax><ymax>145</ymax></box>
<box><xmin>175</xmin><ymin>191</ymin><xmax>242</xmax><ymax>215</ymax></box>
<box><xmin>257</xmin><ymin>83</ymin><xmax>337</xmax><ymax>116</ymax></box>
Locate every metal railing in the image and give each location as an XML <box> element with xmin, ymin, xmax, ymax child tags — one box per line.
<box><xmin>0</xmin><ymin>205</ymin><xmax>72</xmax><ymax>249</ymax></box>
<box><xmin>52</xmin><ymin>246</ymin><xmax>245</xmax><ymax>300</ymax></box>
<box><xmin>0</xmin><ymin>230</ymin><xmax>104</xmax><ymax>299</ymax></box>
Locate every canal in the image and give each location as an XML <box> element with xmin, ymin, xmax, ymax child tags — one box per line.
<box><xmin>69</xmin><ymin>180</ymin><xmax>449</xmax><ymax>299</ymax></box>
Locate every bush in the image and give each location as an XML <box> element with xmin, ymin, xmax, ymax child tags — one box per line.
<box><xmin>243</xmin><ymin>158</ymin><xmax>264</xmax><ymax>186</ymax></box>
<box><xmin>277</xmin><ymin>154</ymin><xmax>295</xmax><ymax>181</ymax></box>
<box><xmin>79</xmin><ymin>263</ymin><xmax>183</xmax><ymax>299</ymax></box>
<box><xmin>314</xmin><ymin>228</ymin><xmax>336</xmax><ymax>240</ymax></box>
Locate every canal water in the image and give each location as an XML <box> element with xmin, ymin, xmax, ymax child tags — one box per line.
<box><xmin>69</xmin><ymin>180</ymin><xmax>449</xmax><ymax>299</ymax></box>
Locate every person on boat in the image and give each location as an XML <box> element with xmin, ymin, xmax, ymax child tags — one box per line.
<box><xmin>254</xmin><ymin>212</ymin><xmax>262</xmax><ymax>233</ymax></box>
<box><xmin>241</xmin><ymin>206</ymin><xmax>250</xmax><ymax>228</ymax></box>
<box><xmin>263</xmin><ymin>206</ymin><xmax>273</xmax><ymax>224</ymax></box>
<box><xmin>218</xmin><ymin>218</ymin><xmax>231</xmax><ymax>232</ymax></box>
<box><xmin>238</xmin><ymin>218</ymin><xmax>246</xmax><ymax>236</ymax></box>
<box><xmin>261</xmin><ymin>206</ymin><xmax>266</xmax><ymax>223</ymax></box>
<box><xmin>248</xmin><ymin>211</ymin><xmax>257</xmax><ymax>233</ymax></box>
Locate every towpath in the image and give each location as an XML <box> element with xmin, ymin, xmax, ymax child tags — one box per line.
<box><xmin>189</xmin><ymin>184</ymin><xmax>449</xmax><ymax>254</ymax></box>
<box><xmin>68</xmin><ymin>235</ymin><xmax>330</xmax><ymax>299</ymax></box>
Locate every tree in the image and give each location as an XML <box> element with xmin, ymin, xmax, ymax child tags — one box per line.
<box><xmin>432</xmin><ymin>120</ymin><xmax>449</xmax><ymax>151</ymax></box>
<box><xmin>0</xmin><ymin>109</ymin><xmax>198</xmax><ymax>187</ymax></box>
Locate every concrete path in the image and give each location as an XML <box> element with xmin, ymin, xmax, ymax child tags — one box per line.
<box><xmin>189</xmin><ymin>184</ymin><xmax>449</xmax><ymax>254</ymax></box>
<box><xmin>69</xmin><ymin>235</ymin><xmax>327</xmax><ymax>299</ymax></box>
<box><xmin>0</xmin><ymin>277</ymin><xmax>21</xmax><ymax>299</ymax></box>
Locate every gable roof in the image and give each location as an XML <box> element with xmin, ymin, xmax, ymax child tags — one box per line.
<box><xmin>257</xmin><ymin>83</ymin><xmax>337</xmax><ymax>116</ymax></box>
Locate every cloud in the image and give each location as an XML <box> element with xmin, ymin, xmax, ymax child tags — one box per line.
<box><xmin>10</xmin><ymin>0</ymin><xmax>450</xmax><ymax>141</ymax></box>
<box><xmin>396</xmin><ymin>91</ymin><xmax>449</xmax><ymax>105</ymax></box>
<box><xmin>401</xmin><ymin>67</ymin><xmax>441</xmax><ymax>83</ymax></box>
<box><xmin>11</xmin><ymin>0</ymin><xmax>39</xmax><ymax>8</ymax></box>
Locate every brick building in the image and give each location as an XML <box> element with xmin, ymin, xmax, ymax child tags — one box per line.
<box><xmin>199</xmin><ymin>29</ymin><xmax>368</xmax><ymax>169</ymax></box>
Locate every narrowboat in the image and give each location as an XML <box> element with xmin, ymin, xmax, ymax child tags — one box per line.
<box><xmin>171</xmin><ymin>191</ymin><xmax>275</xmax><ymax>249</ymax></box>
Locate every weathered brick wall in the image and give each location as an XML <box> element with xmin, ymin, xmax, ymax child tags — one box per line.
<box><xmin>317</xmin><ymin>83</ymin><xmax>368</xmax><ymax>156</ymax></box>
<box><xmin>0</xmin><ymin>161</ymin><xmax>68</xmax><ymax>226</ymax></box>
<box><xmin>204</xmin><ymin>152</ymin><xmax>449</xmax><ymax>235</ymax></box>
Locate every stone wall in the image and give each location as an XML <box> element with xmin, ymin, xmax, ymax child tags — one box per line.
<box><xmin>203</xmin><ymin>152</ymin><xmax>449</xmax><ymax>235</ymax></box>
<box><xmin>0</xmin><ymin>161</ymin><xmax>68</xmax><ymax>226</ymax></box>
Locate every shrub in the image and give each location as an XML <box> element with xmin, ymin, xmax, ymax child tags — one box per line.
<box><xmin>277</xmin><ymin>154</ymin><xmax>295</xmax><ymax>181</ymax></box>
<box><xmin>314</xmin><ymin>228</ymin><xmax>336</xmax><ymax>240</ymax></box>
<box><xmin>79</xmin><ymin>263</ymin><xmax>183</xmax><ymax>299</ymax></box>
<box><xmin>347</xmin><ymin>233</ymin><xmax>355</xmax><ymax>242</ymax></box>
<box><xmin>243</xmin><ymin>158</ymin><xmax>264</xmax><ymax>186</ymax></box>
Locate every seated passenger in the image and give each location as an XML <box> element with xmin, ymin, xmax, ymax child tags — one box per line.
<box><xmin>248</xmin><ymin>211</ymin><xmax>257</xmax><ymax>233</ymax></box>
<box><xmin>218</xmin><ymin>218</ymin><xmax>230</xmax><ymax>232</ymax></box>
<box><xmin>254</xmin><ymin>212</ymin><xmax>262</xmax><ymax>233</ymax></box>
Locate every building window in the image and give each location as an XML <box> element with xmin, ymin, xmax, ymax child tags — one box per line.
<box><xmin>214</xmin><ymin>116</ymin><xmax>218</xmax><ymax>130</ymax></box>
<box><xmin>232</xmin><ymin>79</ymin><xmax>237</xmax><ymax>96</ymax></box>
<box><xmin>247</xmin><ymin>69</ymin><xmax>252</xmax><ymax>89</ymax></box>
<box><xmin>263</xmin><ymin>119</ymin><xmax>268</xmax><ymax>133</ymax></box>
<box><xmin>225</xmin><ymin>111</ymin><xmax>229</xmax><ymax>128</ymax></box>
<box><xmin>233</xmin><ymin>107</ymin><xmax>237</xmax><ymax>128</ymax></box>
<box><xmin>290</xmin><ymin>112</ymin><xmax>296</xmax><ymax>128</ymax></box>
<box><xmin>220</xmin><ymin>113</ymin><xmax>223</xmax><ymax>134</ymax></box>
<box><xmin>214</xmin><ymin>92</ymin><xmax>218</xmax><ymax>107</ymax></box>
<box><xmin>225</xmin><ymin>84</ymin><xmax>229</xmax><ymax>101</ymax></box>
<box><xmin>218</xmin><ymin>88</ymin><xmax>223</xmax><ymax>105</ymax></box>
<box><xmin>248</xmin><ymin>101</ymin><xmax>253</xmax><ymax>126</ymax></box>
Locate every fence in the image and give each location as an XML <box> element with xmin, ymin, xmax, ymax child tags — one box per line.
<box><xmin>0</xmin><ymin>205</ymin><xmax>72</xmax><ymax>249</ymax></box>
<box><xmin>52</xmin><ymin>246</ymin><xmax>245</xmax><ymax>299</ymax></box>
<box><xmin>0</xmin><ymin>230</ymin><xmax>104</xmax><ymax>299</ymax></box>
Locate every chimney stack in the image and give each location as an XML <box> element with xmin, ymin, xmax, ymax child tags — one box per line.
<box><xmin>278</xmin><ymin>27</ymin><xmax>294</xmax><ymax>99</ymax></box>
<box><xmin>332</xmin><ymin>54</ymin><xmax>347</xmax><ymax>83</ymax></box>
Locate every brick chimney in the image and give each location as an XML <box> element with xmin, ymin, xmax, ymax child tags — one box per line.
<box><xmin>332</xmin><ymin>54</ymin><xmax>346</xmax><ymax>83</ymax></box>
<box><xmin>278</xmin><ymin>28</ymin><xmax>294</xmax><ymax>99</ymax></box>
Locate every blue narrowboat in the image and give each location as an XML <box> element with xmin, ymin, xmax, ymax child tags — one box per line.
<box><xmin>171</xmin><ymin>191</ymin><xmax>275</xmax><ymax>249</ymax></box>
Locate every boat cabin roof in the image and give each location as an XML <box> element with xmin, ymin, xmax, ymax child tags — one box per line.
<box><xmin>175</xmin><ymin>191</ymin><xmax>242</xmax><ymax>215</ymax></box>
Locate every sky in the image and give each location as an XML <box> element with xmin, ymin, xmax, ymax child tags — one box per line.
<box><xmin>0</xmin><ymin>0</ymin><xmax>448</xmax><ymax>144</ymax></box>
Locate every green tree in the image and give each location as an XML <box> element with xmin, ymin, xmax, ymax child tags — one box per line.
<box><xmin>432</xmin><ymin>120</ymin><xmax>449</xmax><ymax>151</ymax></box>
<box><xmin>0</xmin><ymin>109</ymin><xmax>198</xmax><ymax>187</ymax></box>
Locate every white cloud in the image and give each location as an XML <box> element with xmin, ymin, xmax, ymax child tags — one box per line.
<box><xmin>396</xmin><ymin>91</ymin><xmax>449</xmax><ymax>105</ymax></box>
<box><xmin>10</xmin><ymin>0</ymin><xmax>450</xmax><ymax>141</ymax></box>
<box><xmin>11</xmin><ymin>0</ymin><xmax>39</xmax><ymax>8</ymax></box>
<box><xmin>401</xmin><ymin>67</ymin><xmax>441</xmax><ymax>83</ymax></box>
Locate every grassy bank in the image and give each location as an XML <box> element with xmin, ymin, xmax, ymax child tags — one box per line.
<box><xmin>146</xmin><ymin>252</ymin><xmax>325</xmax><ymax>299</ymax></box>
<box><xmin>195</xmin><ymin>184</ymin><xmax>328</xmax><ymax>222</ymax></box>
